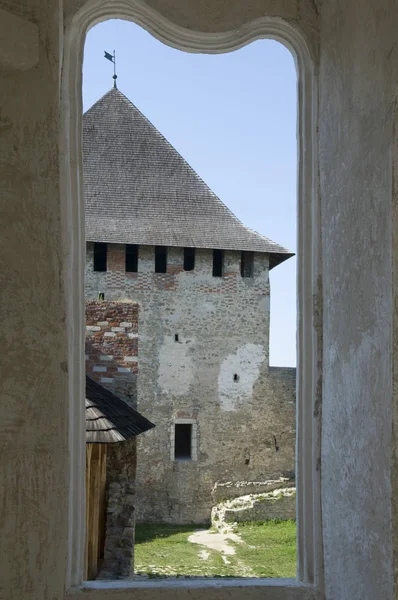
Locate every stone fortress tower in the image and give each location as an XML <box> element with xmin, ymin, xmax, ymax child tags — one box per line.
<box><xmin>84</xmin><ymin>88</ymin><xmax>296</xmax><ymax>524</ymax></box>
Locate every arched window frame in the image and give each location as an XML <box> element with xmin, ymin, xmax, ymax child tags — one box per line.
<box><xmin>61</xmin><ymin>2</ymin><xmax>322</xmax><ymax>597</ymax></box>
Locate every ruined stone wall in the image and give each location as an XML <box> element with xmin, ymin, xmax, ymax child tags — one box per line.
<box><xmin>211</xmin><ymin>488</ymin><xmax>296</xmax><ymax>526</ymax></box>
<box><xmin>85</xmin><ymin>243</ymin><xmax>295</xmax><ymax>524</ymax></box>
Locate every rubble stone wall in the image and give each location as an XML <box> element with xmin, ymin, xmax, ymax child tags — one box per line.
<box><xmin>211</xmin><ymin>488</ymin><xmax>296</xmax><ymax>527</ymax></box>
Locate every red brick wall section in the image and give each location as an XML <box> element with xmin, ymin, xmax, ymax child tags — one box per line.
<box><xmin>85</xmin><ymin>301</ymin><xmax>138</xmax><ymax>404</ymax></box>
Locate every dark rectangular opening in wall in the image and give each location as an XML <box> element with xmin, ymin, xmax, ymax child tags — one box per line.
<box><xmin>184</xmin><ymin>247</ymin><xmax>195</xmax><ymax>271</ymax></box>
<box><xmin>241</xmin><ymin>251</ymin><xmax>254</xmax><ymax>277</ymax></box>
<box><xmin>213</xmin><ymin>249</ymin><xmax>223</xmax><ymax>277</ymax></box>
<box><xmin>126</xmin><ymin>244</ymin><xmax>139</xmax><ymax>272</ymax></box>
<box><xmin>174</xmin><ymin>424</ymin><xmax>192</xmax><ymax>460</ymax></box>
<box><xmin>155</xmin><ymin>246</ymin><xmax>167</xmax><ymax>273</ymax></box>
<box><xmin>93</xmin><ymin>242</ymin><xmax>107</xmax><ymax>272</ymax></box>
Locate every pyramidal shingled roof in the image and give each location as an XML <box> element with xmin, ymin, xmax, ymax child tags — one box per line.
<box><xmin>83</xmin><ymin>88</ymin><xmax>293</xmax><ymax>269</ymax></box>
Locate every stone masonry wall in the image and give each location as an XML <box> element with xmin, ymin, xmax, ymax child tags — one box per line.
<box><xmin>85</xmin><ymin>243</ymin><xmax>296</xmax><ymax>524</ymax></box>
<box><xmin>97</xmin><ymin>440</ymin><xmax>137</xmax><ymax>580</ymax></box>
<box><xmin>85</xmin><ymin>301</ymin><xmax>141</xmax><ymax>579</ymax></box>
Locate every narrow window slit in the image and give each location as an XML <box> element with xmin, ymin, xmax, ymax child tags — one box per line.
<box><xmin>93</xmin><ymin>242</ymin><xmax>107</xmax><ymax>272</ymax></box>
<box><xmin>174</xmin><ymin>424</ymin><xmax>192</xmax><ymax>460</ymax></box>
<box><xmin>241</xmin><ymin>251</ymin><xmax>254</xmax><ymax>278</ymax></box>
<box><xmin>184</xmin><ymin>247</ymin><xmax>195</xmax><ymax>271</ymax></box>
<box><xmin>126</xmin><ymin>244</ymin><xmax>138</xmax><ymax>272</ymax></box>
<box><xmin>155</xmin><ymin>246</ymin><xmax>167</xmax><ymax>273</ymax></box>
<box><xmin>213</xmin><ymin>249</ymin><xmax>223</xmax><ymax>277</ymax></box>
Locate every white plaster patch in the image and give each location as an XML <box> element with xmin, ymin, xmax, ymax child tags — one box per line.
<box><xmin>218</xmin><ymin>343</ymin><xmax>265</xmax><ymax>411</ymax></box>
<box><xmin>158</xmin><ymin>336</ymin><xmax>195</xmax><ymax>396</ymax></box>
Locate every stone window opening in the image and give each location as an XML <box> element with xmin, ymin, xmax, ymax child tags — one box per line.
<box><xmin>125</xmin><ymin>243</ymin><xmax>138</xmax><ymax>272</ymax></box>
<box><xmin>233</xmin><ymin>373</ymin><xmax>240</xmax><ymax>382</ymax></box>
<box><xmin>98</xmin><ymin>292</ymin><xmax>105</xmax><ymax>301</ymax></box>
<box><xmin>93</xmin><ymin>241</ymin><xmax>107</xmax><ymax>271</ymax></box>
<box><xmin>174</xmin><ymin>424</ymin><xmax>192</xmax><ymax>460</ymax></box>
<box><xmin>174</xmin><ymin>333</ymin><xmax>179</xmax><ymax>342</ymax></box>
<box><xmin>241</xmin><ymin>251</ymin><xmax>254</xmax><ymax>277</ymax></box>
<box><xmin>212</xmin><ymin>249</ymin><xmax>223</xmax><ymax>277</ymax></box>
<box><xmin>155</xmin><ymin>245</ymin><xmax>167</xmax><ymax>273</ymax></box>
<box><xmin>184</xmin><ymin>247</ymin><xmax>195</xmax><ymax>271</ymax></box>
<box><xmin>63</xmin><ymin>10</ymin><xmax>320</xmax><ymax>594</ymax></box>
<box><xmin>171</xmin><ymin>419</ymin><xmax>198</xmax><ymax>462</ymax></box>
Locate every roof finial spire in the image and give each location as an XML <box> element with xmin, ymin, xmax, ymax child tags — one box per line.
<box><xmin>104</xmin><ymin>49</ymin><xmax>117</xmax><ymax>88</ymax></box>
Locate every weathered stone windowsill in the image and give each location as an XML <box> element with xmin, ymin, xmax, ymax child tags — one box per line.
<box><xmin>67</xmin><ymin>578</ymin><xmax>321</xmax><ymax>600</ymax></box>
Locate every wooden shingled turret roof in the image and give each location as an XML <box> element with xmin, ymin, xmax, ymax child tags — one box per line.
<box><xmin>85</xmin><ymin>376</ymin><xmax>155</xmax><ymax>444</ymax></box>
<box><xmin>83</xmin><ymin>88</ymin><xmax>293</xmax><ymax>269</ymax></box>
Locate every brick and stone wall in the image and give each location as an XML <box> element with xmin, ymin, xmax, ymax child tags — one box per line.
<box><xmin>85</xmin><ymin>300</ymin><xmax>138</xmax><ymax>406</ymax></box>
<box><xmin>85</xmin><ymin>243</ymin><xmax>296</xmax><ymax>524</ymax></box>
<box><xmin>85</xmin><ymin>300</ymin><xmax>141</xmax><ymax>579</ymax></box>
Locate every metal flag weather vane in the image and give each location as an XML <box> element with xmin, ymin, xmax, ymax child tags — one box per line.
<box><xmin>104</xmin><ymin>50</ymin><xmax>117</xmax><ymax>88</ymax></box>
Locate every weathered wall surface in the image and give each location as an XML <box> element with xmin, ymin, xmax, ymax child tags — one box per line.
<box><xmin>86</xmin><ymin>243</ymin><xmax>295</xmax><ymax>524</ymax></box>
<box><xmin>319</xmin><ymin>1</ymin><xmax>398</xmax><ymax>598</ymax></box>
<box><xmin>0</xmin><ymin>2</ymin><xmax>69</xmax><ymax>599</ymax></box>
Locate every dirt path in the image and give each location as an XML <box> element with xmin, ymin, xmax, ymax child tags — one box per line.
<box><xmin>188</xmin><ymin>529</ymin><xmax>242</xmax><ymax>556</ymax></box>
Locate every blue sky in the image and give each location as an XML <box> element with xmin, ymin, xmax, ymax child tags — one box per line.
<box><xmin>83</xmin><ymin>20</ymin><xmax>297</xmax><ymax>367</ymax></box>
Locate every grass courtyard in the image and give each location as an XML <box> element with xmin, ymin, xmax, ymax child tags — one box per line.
<box><xmin>134</xmin><ymin>521</ymin><xmax>296</xmax><ymax>578</ymax></box>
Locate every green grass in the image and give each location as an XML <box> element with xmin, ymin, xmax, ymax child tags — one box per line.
<box><xmin>134</xmin><ymin>521</ymin><xmax>296</xmax><ymax>578</ymax></box>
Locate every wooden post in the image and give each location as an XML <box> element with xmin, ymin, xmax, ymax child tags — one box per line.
<box><xmin>87</xmin><ymin>444</ymin><xmax>101</xmax><ymax>580</ymax></box>
<box><xmin>84</xmin><ymin>443</ymin><xmax>92</xmax><ymax>579</ymax></box>
<box><xmin>98</xmin><ymin>445</ymin><xmax>107</xmax><ymax>566</ymax></box>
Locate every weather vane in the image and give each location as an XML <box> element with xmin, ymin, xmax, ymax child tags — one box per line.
<box><xmin>104</xmin><ymin>50</ymin><xmax>117</xmax><ymax>88</ymax></box>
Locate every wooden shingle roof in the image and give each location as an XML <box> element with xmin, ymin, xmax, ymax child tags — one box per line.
<box><xmin>83</xmin><ymin>88</ymin><xmax>293</xmax><ymax>269</ymax></box>
<box><xmin>85</xmin><ymin>376</ymin><xmax>155</xmax><ymax>444</ymax></box>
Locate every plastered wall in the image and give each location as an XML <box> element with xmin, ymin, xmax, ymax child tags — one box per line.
<box><xmin>0</xmin><ymin>0</ymin><xmax>314</xmax><ymax>595</ymax></box>
<box><xmin>85</xmin><ymin>243</ymin><xmax>295</xmax><ymax>523</ymax></box>
<box><xmin>319</xmin><ymin>1</ymin><xmax>398</xmax><ymax>598</ymax></box>
<box><xmin>8</xmin><ymin>0</ymin><xmax>398</xmax><ymax>598</ymax></box>
<box><xmin>2</xmin><ymin>0</ymin><xmax>315</xmax><ymax>590</ymax></box>
<box><xmin>0</xmin><ymin>2</ymin><xmax>68</xmax><ymax>599</ymax></box>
